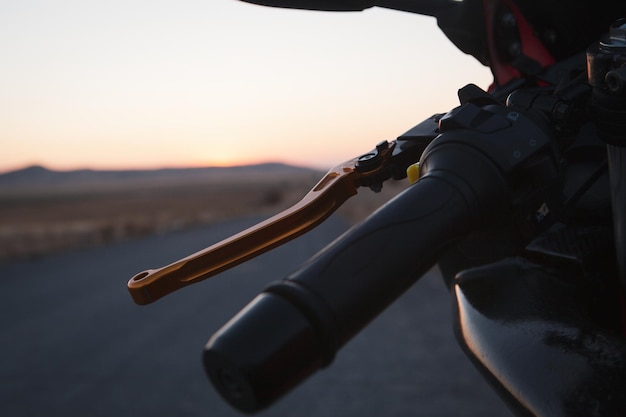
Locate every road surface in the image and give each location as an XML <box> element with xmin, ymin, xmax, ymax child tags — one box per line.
<box><xmin>1</xmin><ymin>215</ymin><xmax>512</xmax><ymax>417</ymax></box>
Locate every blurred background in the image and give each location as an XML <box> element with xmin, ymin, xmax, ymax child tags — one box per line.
<box><xmin>1</xmin><ymin>0</ymin><xmax>493</xmax><ymax>262</ymax></box>
<box><xmin>1</xmin><ymin>0</ymin><xmax>491</xmax><ymax>172</ymax></box>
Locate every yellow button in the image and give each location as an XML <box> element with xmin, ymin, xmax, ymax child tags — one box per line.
<box><xmin>406</xmin><ymin>163</ymin><xmax>420</xmax><ymax>185</ymax></box>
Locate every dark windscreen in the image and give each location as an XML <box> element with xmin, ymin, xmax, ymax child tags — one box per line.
<box><xmin>237</xmin><ymin>0</ymin><xmax>460</xmax><ymax>16</ymax></box>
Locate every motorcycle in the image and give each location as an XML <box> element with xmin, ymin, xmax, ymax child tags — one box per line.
<box><xmin>127</xmin><ymin>1</ymin><xmax>626</xmax><ymax>416</ymax></box>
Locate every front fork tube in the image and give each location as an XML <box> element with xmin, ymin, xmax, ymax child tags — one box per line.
<box><xmin>607</xmin><ymin>146</ymin><xmax>626</xmax><ymax>289</ymax></box>
<box><xmin>587</xmin><ymin>18</ymin><xmax>626</xmax><ymax>328</ymax></box>
<box><xmin>608</xmin><ymin>145</ymin><xmax>626</xmax><ymax>333</ymax></box>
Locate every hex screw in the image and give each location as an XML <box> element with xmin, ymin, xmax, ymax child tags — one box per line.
<box><xmin>606</xmin><ymin>67</ymin><xmax>626</xmax><ymax>94</ymax></box>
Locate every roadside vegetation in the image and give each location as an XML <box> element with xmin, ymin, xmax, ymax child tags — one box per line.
<box><xmin>0</xmin><ymin>168</ymin><xmax>405</xmax><ymax>261</ymax></box>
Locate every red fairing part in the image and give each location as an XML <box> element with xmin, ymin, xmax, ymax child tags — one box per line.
<box><xmin>483</xmin><ymin>0</ymin><xmax>556</xmax><ymax>89</ymax></box>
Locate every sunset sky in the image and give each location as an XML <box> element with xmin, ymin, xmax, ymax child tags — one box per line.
<box><xmin>1</xmin><ymin>0</ymin><xmax>492</xmax><ymax>173</ymax></box>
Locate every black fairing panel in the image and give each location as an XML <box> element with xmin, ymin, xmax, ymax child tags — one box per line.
<box><xmin>237</xmin><ymin>1</ymin><xmax>457</xmax><ymax>16</ymax></box>
<box><xmin>237</xmin><ymin>0</ymin><xmax>375</xmax><ymax>10</ymax></box>
<box><xmin>454</xmin><ymin>257</ymin><xmax>626</xmax><ymax>417</ymax></box>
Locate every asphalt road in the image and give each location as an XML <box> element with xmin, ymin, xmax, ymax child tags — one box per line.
<box><xmin>1</xmin><ymin>214</ymin><xmax>512</xmax><ymax>417</ymax></box>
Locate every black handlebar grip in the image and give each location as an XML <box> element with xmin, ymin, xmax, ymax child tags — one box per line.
<box><xmin>204</xmin><ymin>141</ymin><xmax>510</xmax><ymax>413</ymax></box>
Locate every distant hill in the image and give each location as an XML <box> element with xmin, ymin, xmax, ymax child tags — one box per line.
<box><xmin>0</xmin><ymin>163</ymin><xmax>321</xmax><ymax>189</ymax></box>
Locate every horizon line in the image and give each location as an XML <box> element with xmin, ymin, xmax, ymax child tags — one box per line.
<box><xmin>0</xmin><ymin>160</ymin><xmax>327</xmax><ymax>176</ymax></box>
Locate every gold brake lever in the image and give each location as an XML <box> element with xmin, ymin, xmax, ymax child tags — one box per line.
<box><xmin>127</xmin><ymin>141</ymin><xmax>395</xmax><ymax>305</ymax></box>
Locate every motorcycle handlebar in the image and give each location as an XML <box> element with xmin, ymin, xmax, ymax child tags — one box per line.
<box><xmin>203</xmin><ymin>138</ymin><xmax>511</xmax><ymax>413</ymax></box>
